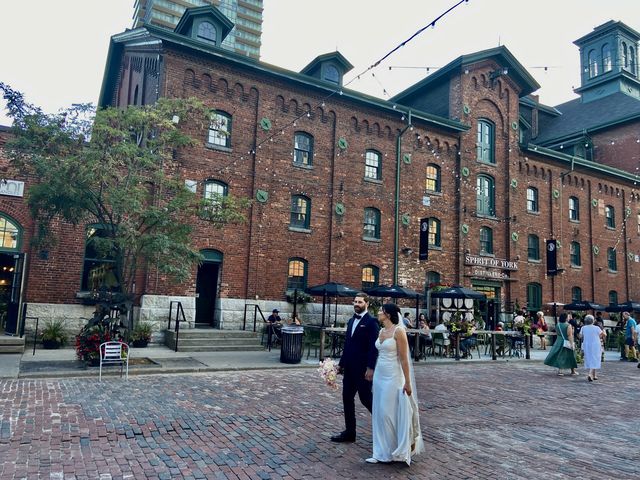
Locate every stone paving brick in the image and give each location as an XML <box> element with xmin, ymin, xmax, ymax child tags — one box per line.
<box><xmin>0</xmin><ymin>362</ymin><xmax>639</xmax><ymax>478</ymax></box>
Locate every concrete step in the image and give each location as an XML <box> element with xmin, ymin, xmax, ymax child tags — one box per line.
<box><xmin>165</xmin><ymin>329</ymin><xmax>263</xmax><ymax>352</ymax></box>
<box><xmin>174</xmin><ymin>344</ymin><xmax>266</xmax><ymax>352</ymax></box>
<box><xmin>0</xmin><ymin>336</ymin><xmax>25</xmax><ymax>354</ymax></box>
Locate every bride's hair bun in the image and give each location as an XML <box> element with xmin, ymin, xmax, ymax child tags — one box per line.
<box><xmin>382</xmin><ymin>303</ymin><xmax>401</xmax><ymax>325</ymax></box>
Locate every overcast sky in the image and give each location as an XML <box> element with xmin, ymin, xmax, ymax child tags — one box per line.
<box><xmin>1</xmin><ymin>0</ymin><xmax>639</xmax><ymax>126</ymax></box>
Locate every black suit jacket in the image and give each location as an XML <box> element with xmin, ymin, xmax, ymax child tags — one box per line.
<box><xmin>339</xmin><ymin>312</ymin><xmax>379</xmax><ymax>375</ymax></box>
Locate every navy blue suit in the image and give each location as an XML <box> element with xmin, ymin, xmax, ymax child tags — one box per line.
<box><xmin>338</xmin><ymin>312</ymin><xmax>379</xmax><ymax>437</ymax></box>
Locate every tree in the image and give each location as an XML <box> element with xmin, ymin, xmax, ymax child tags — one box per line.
<box><xmin>1</xmin><ymin>82</ymin><xmax>248</xmax><ymax>314</ymax></box>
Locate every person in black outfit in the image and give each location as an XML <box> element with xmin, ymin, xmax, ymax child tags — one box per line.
<box><xmin>331</xmin><ymin>293</ymin><xmax>379</xmax><ymax>443</ymax></box>
<box><xmin>265</xmin><ymin>309</ymin><xmax>282</xmax><ymax>348</ymax></box>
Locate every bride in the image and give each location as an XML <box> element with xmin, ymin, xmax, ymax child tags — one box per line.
<box><xmin>366</xmin><ymin>303</ymin><xmax>424</xmax><ymax>465</ymax></box>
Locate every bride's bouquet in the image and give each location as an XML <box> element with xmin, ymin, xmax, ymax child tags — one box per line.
<box><xmin>318</xmin><ymin>358</ymin><xmax>339</xmax><ymax>390</ymax></box>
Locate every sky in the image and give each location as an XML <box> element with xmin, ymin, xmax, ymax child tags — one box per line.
<box><xmin>1</xmin><ymin>0</ymin><xmax>639</xmax><ymax>126</ymax></box>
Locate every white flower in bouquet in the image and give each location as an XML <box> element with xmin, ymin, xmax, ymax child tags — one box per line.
<box><xmin>318</xmin><ymin>358</ymin><xmax>339</xmax><ymax>390</ymax></box>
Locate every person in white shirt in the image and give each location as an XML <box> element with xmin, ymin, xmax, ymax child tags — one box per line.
<box><xmin>433</xmin><ymin>319</ymin><xmax>450</xmax><ymax>356</ymax></box>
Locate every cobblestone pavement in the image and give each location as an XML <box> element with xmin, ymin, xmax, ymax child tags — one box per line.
<box><xmin>0</xmin><ymin>360</ymin><xmax>638</xmax><ymax>480</ymax></box>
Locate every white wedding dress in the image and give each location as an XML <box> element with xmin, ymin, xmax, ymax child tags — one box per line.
<box><xmin>370</xmin><ymin>326</ymin><xmax>424</xmax><ymax>465</ymax></box>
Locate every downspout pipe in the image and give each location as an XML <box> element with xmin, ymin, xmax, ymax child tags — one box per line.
<box><xmin>394</xmin><ymin>111</ymin><xmax>412</xmax><ymax>285</ymax></box>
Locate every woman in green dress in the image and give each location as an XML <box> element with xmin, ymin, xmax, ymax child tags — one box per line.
<box><xmin>544</xmin><ymin>313</ymin><xmax>578</xmax><ymax>376</ymax></box>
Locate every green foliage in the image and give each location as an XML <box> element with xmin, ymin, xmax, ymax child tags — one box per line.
<box><xmin>131</xmin><ymin>322</ymin><xmax>153</xmax><ymax>342</ymax></box>
<box><xmin>0</xmin><ymin>83</ymin><xmax>249</xmax><ymax>305</ymax></box>
<box><xmin>40</xmin><ymin>319</ymin><xmax>68</xmax><ymax>346</ymax></box>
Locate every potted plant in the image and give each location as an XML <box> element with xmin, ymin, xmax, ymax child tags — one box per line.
<box><xmin>40</xmin><ymin>319</ymin><xmax>68</xmax><ymax>349</ymax></box>
<box><xmin>131</xmin><ymin>322</ymin><xmax>152</xmax><ymax>348</ymax></box>
<box><xmin>75</xmin><ymin>325</ymin><xmax>113</xmax><ymax>365</ymax></box>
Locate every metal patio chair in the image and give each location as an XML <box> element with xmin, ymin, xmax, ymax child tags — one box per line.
<box><xmin>99</xmin><ymin>341</ymin><xmax>129</xmax><ymax>381</ymax></box>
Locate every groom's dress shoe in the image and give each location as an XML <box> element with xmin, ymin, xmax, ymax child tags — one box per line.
<box><xmin>330</xmin><ymin>432</ymin><xmax>355</xmax><ymax>443</ymax></box>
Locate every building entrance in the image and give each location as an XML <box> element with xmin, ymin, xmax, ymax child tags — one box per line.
<box><xmin>195</xmin><ymin>250</ymin><xmax>222</xmax><ymax>328</ymax></box>
<box><xmin>1</xmin><ymin>252</ymin><xmax>25</xmax><ymax>335</ymax></box>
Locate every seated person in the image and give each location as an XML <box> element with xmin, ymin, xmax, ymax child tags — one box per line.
<box><xmin>495</xmin><ymin>321</ymin><xmax>506</xmax><ymax>356</ymax></box>
<box><xmin>459</xmin><ymin>322</ymin><xmax>478</xmax><ymax>358</ymax></box>
<box><xmin>402</xmin><ymin>312</ymin><xmax>413</xmax><ymax>329</ymax></box>
<box><xmin>433</xmin><ymin>319</ymin><xmax>451</xmax><ymax>356</ymax></box>
<box><xmin>418</xmin><ymin>319</ymin><xmax>432</xmax><ymax>358</ymax></box>
<box><xmin>289</xmin><ymin>313</ymin><xmax>302</xmax><ymax>325</ymax></box>
<box><xmin>265</xmin><ymin>308</ymin><xmax>282</xmax><ymax>345</ymax></box>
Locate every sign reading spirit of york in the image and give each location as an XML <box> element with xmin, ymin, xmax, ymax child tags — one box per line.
<box><xmin>464</xmin><ymin>254</ymin><xmax>518</xmax><ymax>271</ymax></box>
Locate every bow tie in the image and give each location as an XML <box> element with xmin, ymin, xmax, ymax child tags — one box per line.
<box><xmin>354</xmin><ymin>315</ymin><xmax>362</xmax><ymax>320</ymax></box>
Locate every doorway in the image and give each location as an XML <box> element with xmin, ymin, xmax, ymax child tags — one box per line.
<box><xmin>195</xmin><ymin>249</ymin><xmax>222</xmax><ymax>328</ymax></box>
<box><xmin>473</xmin><ymin>283</ymin><xmax>501</xmax><ymax>330</ymax></box>
<box><xmin>1</xmin><ymin>252</ymin><xmax>25</xmax><ymax>335</ymax></box>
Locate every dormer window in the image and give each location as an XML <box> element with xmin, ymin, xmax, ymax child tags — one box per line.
<box><xmin>197</xmin><ymin>21</ymin><xmax>216</xmax><ymax>44</ymax></box>
<box><xmin>324</xmin><ymin>65</ymin><xmax>340</xmax><ymax>84</ymax></box>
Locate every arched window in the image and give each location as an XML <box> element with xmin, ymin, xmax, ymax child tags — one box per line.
<box><xmin>426</xmin><ymin>271</ymin><xmax>441</xmax><ymax>288</ymax></box>
<box><xmin>572</xmin><ymin>286</ymin><xmax>583</xmax><ymax>302</ymax></box>
<box><xmin>0</xmin><ymin>215</ymin><xmax>20</xmax><ymax>251</ymax></box>
<box><xmin>362</xmin><ymin>265</ymin><xmax>379</xmax><ymax>290</ymax></box>
<box><xmin>479</xmin><ymin>227</ymin><xmax>493</xmax><ymax>255</ymax></box>
<box><xmin>323</xmin><ymin>65</ymin><xmax>340</xmax><ymax>84</ymax></box>
<box><xmin>290</xmin><ymin>195</ymin><xmax>311</xmax><ymax>229</ymax></box>
<box><xmin>293</xmin><ymin>132</ymin><xmax>314</xmax><ymax>166</ymax></box>
<box><xmin>476</xmin><ymin>175</ymin><xmax>495</xmax><ymax>216</ymax></box>
<box><xmin>609</xmin><ymin>290</ymin><xmax>618</xmax><ymax>305</ymax></box>
<box><xmin>425</xmin><ymin>164</ymin><xmax>441</xmax><ymax>192</ymax></box>
<box><xmin>287</xmin><ymin>258</ymin><xmax>308</xmax><ymax>291</ymax></box>
<box><xmin>528</xmin><ymin>234</ymin><xmax>540</xmax><ymax>261</ymax></box>
<box><xmin>588</xmin><ymin>49</ymin><xmax>598</xmax><ymax>78</ymax></box>
<box><xmin>204</xmin><ymin>179</ymin><xmax>228</xmax><ymax>209</ymax></box>
<box><xmin>364</xmin><ymin>150</ymin><xmax>382</xmax><ymax>180</ymax></box>
<box><xmin>476</xmin><ymin>119</ymin><xmax>495</xmax><ymax>163</ymax></box>
<box><xmin>605</xmin><ymin>205</ymin><xmax>615</xmax><ymax>228</ymax></box>
<box><xmin>630</xmin><ymin>47</ymin><xmax>637</xmax><ymax>76</ymax></box>
<box><xmin>607</xmin><ymin>247</ymin><xmax>617</xmax><ymax>271</ymax></box>
<box><xmin>428</xmin><ymin>218</ymin><xmax>441</xmax><ymax>247</ymax></box>
<box><xmin>363</xmin><ymin>207</ymin><xmax>381</xmax><ymax>240</ymax></box>
<box><xmin>569</xmin><ymin>196</ymin><xmax>579</xmax><ymax>221</ymax></box>
<box><xmin>527</xmin><ymin>282</ymin><xmax>542</xmax><ymax>311</ymax></box>
<box><xmin>208</xmin><ymin>111</ymin><xmax>232</xmax><ymax>147</ymax></box>
<box><xmin>527</xmin><ymin>187</ymin><xmax>539</xmax><ymax>212</ymax></box>
<box><xmin>570</xmin><ymin>241</ymin><xmax>581</xmax><ymax>267</ymax></box>
<box><xmin>622</xmin><ymin>42</ymin><xmax>629</xmax><ymax>68</ymax></box>
<box><xmin>601</xmin><ymin>43</ymin><xmax>612</xmax><ymax>72</ymax></box>
<box><xmin>197</xmin><ymin>21</ymin><xmax>216</xmax><ymax>44</ymax></box>
<box><xmin>81</xmin><ymin>225</ymin><xmax>119</xmax><ymax>292</ymax></box>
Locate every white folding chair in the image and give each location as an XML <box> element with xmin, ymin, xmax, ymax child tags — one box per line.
<box><xmin>99</xmin><ymin>341</ymin><xmax>129</xmax><ymax>381</ymax></box>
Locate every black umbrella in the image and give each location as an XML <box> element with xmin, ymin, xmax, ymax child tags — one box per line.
<box><xmin>604</xmin><ymin>301</ymin><xmax>640</xmax><ymax>313</ymax></box>
<box><xmin>430</xmin><ymin>285</ymin><xmax>486</xmax><ymax>300</ymax></box>
<box><xmin>365</xmin><ymin>284</ymin><xmax>421</xmax><ymax>299</ymax></box>
<box><xmin>563</xmin><ymin>301</ymin><xmax>605</xmax><ymax>311</ymax></box>
<box><xmin>365</xmin><ymin>285</ymin><xmax>422</xmax><ymax>326</ymax></box>
<box><xmin>305</xmin><ymin>282</ymin><xmax>360</xmax><ymax>326</ymax></box>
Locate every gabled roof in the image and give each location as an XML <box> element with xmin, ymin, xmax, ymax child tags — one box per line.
<box><xmin>174</xmin><ymin>5</ymin><xmax>234</xmax><ymax>40</ymax></box>
<box><xmin>300</xmin><ymin>52</ymin><xmax>354</xmax><ymax>75</ymax></box>
<box><xmin>98</xmin><ymin>26</ymin><xmax>468</xmax><ymax>133</ymax></box>
<box><xmin>536</xmin><ymin>92</ymin><xmax>640</xmax><ymax>145</ymax></box>
<box><xmin>391</xmin><ymin>46</ymin><xmax>540</xmax><ymax>102</ymax></box>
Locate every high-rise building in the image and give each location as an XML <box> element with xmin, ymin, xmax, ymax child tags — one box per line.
<box><xmin>132</xmin><ymin>0</ymin><xmax>263</xmax><ymax>59</ymax></box>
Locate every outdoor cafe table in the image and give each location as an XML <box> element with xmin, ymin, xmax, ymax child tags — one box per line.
<box><xmin>320</xmin><ymin>327</ymin><xmax>558</xmax><ymax>361</ymax></box>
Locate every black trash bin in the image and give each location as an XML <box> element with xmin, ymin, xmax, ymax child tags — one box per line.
<box><xmin>280</xmin><ymin>326</ymin><xmax>304</xmax><ymax>364</ymax></box>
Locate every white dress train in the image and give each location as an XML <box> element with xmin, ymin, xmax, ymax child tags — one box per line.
<box><xmin>371</xmin><ymin>326</ymin><xmax>424</xmax><ymax>465</ymax></box>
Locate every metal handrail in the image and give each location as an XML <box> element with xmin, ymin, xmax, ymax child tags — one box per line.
<box><xmin>242</xmin><ymin>304</ymin><xmax>267</xmax><ymax>332</ymax></box>
<box><xmin>167</xmin><ymin>301</ymin><xmax>187</xmax><ymax>352</ymax></box>
<box><xmin>29</xmin><ymin>316</ymin><xmax>40</xmax><ymax>356</ymax></box>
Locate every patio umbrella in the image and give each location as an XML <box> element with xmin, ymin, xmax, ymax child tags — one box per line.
<box><xmin>365</xmin><ymin>285</ymin><xmax>422</xmax><ymax>325</ymax></box>
<box><xmin>430</xmin><ymin>285</ymin><xmax>486</xmax><ymax>300</ymax></box>
<box><xmin>563</xmin><ymin>301</ymin><xmax>606</xmax><ymax>311</ymax></box>
<box><xmin>305</xmin><ymin>282</ymin><xmax>360</xmax><ymax>326</ymax></box>
<box><xmin>604</xmin><ymin>301</ymin><xmax>640</xmax><ymax>313</ymax></box>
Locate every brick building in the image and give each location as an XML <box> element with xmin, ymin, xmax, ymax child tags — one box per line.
<box><xmin>2</xmin><ymin>7</ymin><xmax>639</xmax><ymax>335</ymax></box>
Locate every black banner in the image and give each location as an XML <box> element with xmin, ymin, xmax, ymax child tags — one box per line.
<box><xmin>419</xmin><ymin>218</ymin><xmax>429</xmax><ymax>261</ymax></box>
<box><xmin>546</xmin><ymin>239</ymin><xmax>557</xmax><ymax>276</ymax></box>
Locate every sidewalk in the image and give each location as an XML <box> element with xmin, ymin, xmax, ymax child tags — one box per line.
<box><xmin>0</xmin><ymin>343</ymin><xmax>626</xmax><ymax>379</ymax></box>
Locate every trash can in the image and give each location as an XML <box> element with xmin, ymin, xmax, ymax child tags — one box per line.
<box><xmin>280</xmin><ymin>326</ymin><xmax>304</xmax><ymax>364</ymax></box>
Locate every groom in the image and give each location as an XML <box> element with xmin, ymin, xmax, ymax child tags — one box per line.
<box><xmin>331</xmin><ymin>293</ymin><xmax>379</xmax><ymax>443</ymax></box>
